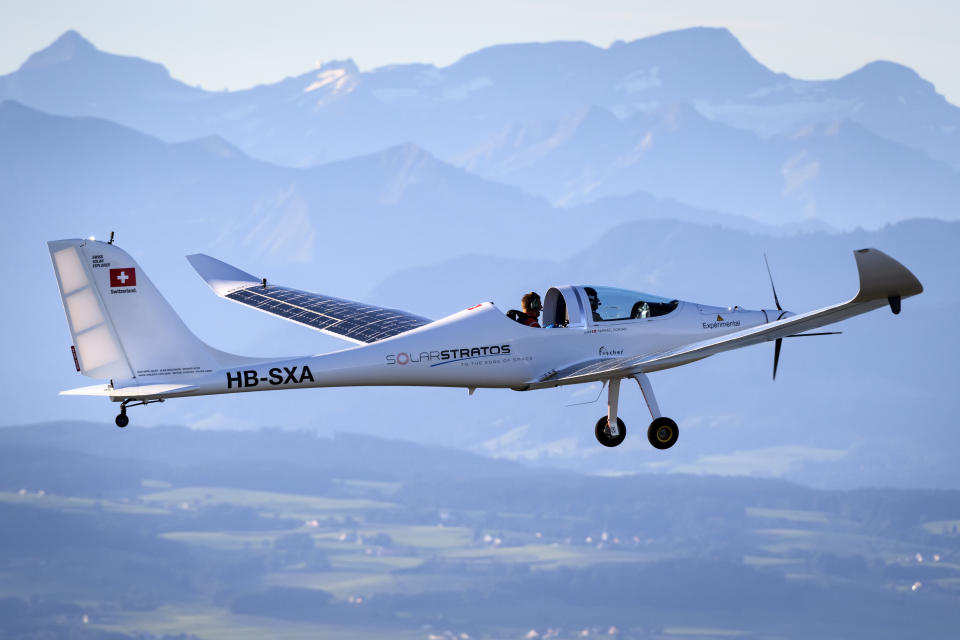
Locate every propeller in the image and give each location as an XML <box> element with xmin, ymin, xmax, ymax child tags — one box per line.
<box><xmin>773</xmin><ymin>336</ymin><xmax>783</xmax><ymax>381</ymax></box>
<box><xmin>764</xmin><ymin>255</ymin><xmax>841</xmax><ymax>380</ymax></box>
<box><xmin>764</xmin><ymin>254</ymin><xmax>784</xmax><ymax>380</ymax></box>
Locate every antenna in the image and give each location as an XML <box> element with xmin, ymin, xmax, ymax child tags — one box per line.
<box><xmin>261</xmin><ymin>278</ymin><xmax>267</xmax><ymax>289</ymax></box>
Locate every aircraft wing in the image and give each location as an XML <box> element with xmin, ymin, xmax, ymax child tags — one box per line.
<box><xmin>187</xmin><ymin>254</ymin><xmax>432</xmax><ymax>344</ymax></box>
<box><xmin>526</xmin><ymin>248</ymin><xmax>922</xmax><ymax>389</ymax></box>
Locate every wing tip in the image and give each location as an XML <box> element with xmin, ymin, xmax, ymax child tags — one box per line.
<box><xmin>186</xmin><ymin>253</ymin><xmax>259</xmax><ymax>296</ymax></box>
<box><xmin>851</xmin><ymin>248</ymin><xmax>923</xmax><ymax>302</ymax></box>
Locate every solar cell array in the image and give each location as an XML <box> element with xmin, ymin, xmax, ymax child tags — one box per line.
<box><xmin>227</xmin><ymin>285</ymin><xmax>431</xmax><ymax>344</ymax></box>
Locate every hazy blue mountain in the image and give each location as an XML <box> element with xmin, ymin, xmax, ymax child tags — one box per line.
<box><xmin>0</xmin><ymin>100</ymin><xmax>563</xmax><ymax>281</ymax></box>
<box><xmin>702</xmin><ymin>59</ymin><xmax>960</xmax><ymax>168</ymax></box>
<box><xmin>0</xmin><ymin>28</ymin><xmax>783</xmax><ymax>164</ymax></box>
<box><xmin>3</xmin><ymin>27</ymin><xmax>957</xmax><ymax>175</ymax></box>
<box><xmin>0</xmin><ymin>30</ymin><xmax>205</xmax><ymax>137</ymax></box>
<box><xmin>3</xmin><ymin>99</ymin><xmax>782</xmax><ymax>284</ymax></box>
<box><xmin>825</xmin><ymin>61</ymin><xmax>960</xmax><ymax>168</ymax></box>
<box><xmin>457</xmin><ymin>103</ymin><xmax>960</xmax><ymax>227</ymax></box>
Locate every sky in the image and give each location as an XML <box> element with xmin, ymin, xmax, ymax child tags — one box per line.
<box><xmin>0</xmin><ymin>0</ymin><xmax>960</xmax><ymax>104</ymax></box>
<box><xmin>1</xmin><ymin>0</ymin><xmax>958</xmax><ymax>103</ymax></box>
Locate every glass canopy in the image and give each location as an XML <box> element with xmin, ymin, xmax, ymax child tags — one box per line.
<box><xmin>581</xmin><ymin>286</ymin><xmax>679</xmax><ymax>322</ymax></box>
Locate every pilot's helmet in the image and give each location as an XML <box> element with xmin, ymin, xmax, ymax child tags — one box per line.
<box><xmin>584</xmin><ymin>287</ymin><xmax>600</xmax><ymax>310</ymax></box>
<box><xmin>522</xmin><ymin>291</ymin><xmax>542</xmax><ymax>313</ymax></box>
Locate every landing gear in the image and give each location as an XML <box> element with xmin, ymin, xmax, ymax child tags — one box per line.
<box><xmin>594</xmin><ymin>377</ymin><xmax>627</xmax><ymax>447</ymax></box>
<box><xmin>112</xmin><ymin>397</ymin><xmax>164</xmax><ymax>428</ymax></box>
<box><xmin>647</xmin><ymin>416</ymin><xmax>679</xmax><ymax>450</ymax></box>
<box><xmin>595</xmin><ymin>416</ymin><xmax>626</xmax><ymax>447</ymax></box>
<box><xmin>591</xmin><ymin>373</ymin><xmax>680</xmax><ymax>450</ymax></box>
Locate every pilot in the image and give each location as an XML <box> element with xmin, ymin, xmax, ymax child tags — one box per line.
<box><xmin>518</xmin><ymin>291</ymin><xmax>542</xmax><ymax>328</ymax></box>
<box><xmin>584</xmin><ymin>287</ymin><xmax>603</xmax><ymax>321</ymax></box>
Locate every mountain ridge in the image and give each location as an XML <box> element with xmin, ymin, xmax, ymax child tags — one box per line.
<box><xmin>4</xmin><ymin>26</ymin><xmax>957</xmax><ymax>173</ymax></box>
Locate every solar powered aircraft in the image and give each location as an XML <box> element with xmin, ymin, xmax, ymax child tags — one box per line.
<box><xmin>48</xmin><ymin>237</ymin><xmax>922</xmax><ymax>449</ymax></box>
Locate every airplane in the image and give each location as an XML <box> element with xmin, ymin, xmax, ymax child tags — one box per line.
<box><xmin>48</xmin><ymin>237</ymin><xmax>923</xmax><ymax>449</ymax></box>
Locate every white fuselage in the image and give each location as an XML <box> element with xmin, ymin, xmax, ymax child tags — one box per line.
<box><xmin>145</xmin><ymin>297</ymin><xmax>778</xmax><ymax>400</ymax></box>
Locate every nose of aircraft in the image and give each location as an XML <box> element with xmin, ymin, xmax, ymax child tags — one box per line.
<box><xmin>763</xmin><ymin>309</ymin><xmax>796</xmax><ymax>322</ymax></box>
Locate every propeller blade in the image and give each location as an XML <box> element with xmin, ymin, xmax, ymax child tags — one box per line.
<box><xmin>763</xmin><ymin>254</ymin><xmax>783</xmax><ymax>311</ymax></box>
<box><xmin>773</xmin><ymin>337</ymin><xmax>782</xmax><ymax>380</ymax></box>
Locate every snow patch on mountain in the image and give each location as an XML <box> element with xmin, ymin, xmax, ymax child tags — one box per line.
<box><xmin>303</xmin><ymin>68</ymin><xmax>352</xmax><ymax>93</ymax></box>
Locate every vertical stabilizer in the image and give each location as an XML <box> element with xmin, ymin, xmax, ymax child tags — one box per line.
<box><xmin>48</xmin><ymin>238</ymin><xmax>228</xmax><ymax>382</ymax></box>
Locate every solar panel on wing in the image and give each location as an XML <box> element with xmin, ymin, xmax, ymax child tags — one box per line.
<box><xmin>226</xmin><ymin>285</ymin><xmax>431</xmax><ymax>344</ymax></box>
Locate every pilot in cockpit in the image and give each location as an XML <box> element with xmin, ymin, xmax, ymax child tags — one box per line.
<box><xmin>508</xmin><ymin>291</ymin><xmax>542</xmax><ymax>328</ymax></box>
<box><xmin>584</xmin><ymin>287</ymin><xmax>603</xmax><ymax>321</ymax></box>
<box><xmin>520</xmin><ymin>292</ymin><xmax>543</xmax><ymax>327</ymax></box>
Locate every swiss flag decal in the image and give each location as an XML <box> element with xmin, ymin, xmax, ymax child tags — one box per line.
<box><xmin>109</xmin><ymin>268</ymin><xmax>137</xmax><ymax>288</ymax></box>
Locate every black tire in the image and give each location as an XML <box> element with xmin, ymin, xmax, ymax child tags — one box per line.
<box><xmin>595</xmin><ymin>416</ymin><xmax>626</xmax><ymax>447</ymax></box>
<box><xmin>115</xmin><ymin>413</ymin><xmax>129</xmax><ymax>428</ymax></box>
<box><xmin>647</xmin><ymin>417</ymin><xmax>678</xmax><ymax>449</ymax></box>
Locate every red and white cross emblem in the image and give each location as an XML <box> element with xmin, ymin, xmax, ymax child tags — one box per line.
<box><xmin>109</xmin><ymin>268</ymin><xmax>137</xmax><ymax>288</ymax></box>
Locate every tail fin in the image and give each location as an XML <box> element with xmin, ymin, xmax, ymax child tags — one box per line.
<box><xmin>48</xmin><ymin>238</ymin><xmax>249</xmax><ymax>382</ymax></box>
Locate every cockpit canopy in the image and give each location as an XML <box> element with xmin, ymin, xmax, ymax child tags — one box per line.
<box><xmin>541</xmin><ymin>285</ymin><xmax>679</xmax><ymax>327</ymax></box>
<box><xmin>583</xmin><ymin>286</ymin><xmax>679</xmax><ymax>321</ymax></box>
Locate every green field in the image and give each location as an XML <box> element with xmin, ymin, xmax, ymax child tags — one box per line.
<box><xmin>94</xmin><ymin>605</ymin><xmax>425</xmax><ymax>640</ymax></box>
<box><xmin>5</xmin><ymin>423</ymin><xmax>959</xmax><ymax>640</ymax></box>
<box><xmin>142</xmin><ymin>486</ymin><xmax>398</xmax><ymax>520</ymax></box>
<box><xmin>0</xmin><ymin>490</ymin><xmax>171</xmax><ymax>515</ymax></box>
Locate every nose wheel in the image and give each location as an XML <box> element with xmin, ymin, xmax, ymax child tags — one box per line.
<box><xmin>595</xmin><ymin>416</ymin><xmax>626</xmax><ymax>447</ymax></box>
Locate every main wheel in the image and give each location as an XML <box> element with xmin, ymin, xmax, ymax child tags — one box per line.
<box><xmin>595</xmin><ymin>416</ymin><xmax>626</xmax><ymax>447</ymax></box>
<box><xmin>115</xmin><ymin>413</ymin><xmax>129</xmax><ymax>428</ymax></box>
<box><xmin>647</xmin><ymin>417</ymin><xmax>678</xmax><ymax>449</ymax></box>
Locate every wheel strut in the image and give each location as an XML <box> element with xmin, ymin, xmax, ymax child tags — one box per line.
<box><xmin>633</xmin><ymin>373</ymin><xmax>679</xmax><ymax>450</ymax></box>
<box><xmin>607</xmin><ymin>378</ymin><xmax>621</xmax><ymax>437</ymax></box>
<box><xmin>594</xmin><ymin>378</ymin><xmax>627</xmax><ymax>447</ymax></box>
<box><xmin>113</xmin><ymin>397</ymin><xmax>164</xmax><ymax>428</ymax></box>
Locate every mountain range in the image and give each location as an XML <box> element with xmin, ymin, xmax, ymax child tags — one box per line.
<box><xmin>2</xmin><ymin>29</ymin><xmax>958</xmax><ymax>229</ymax></box>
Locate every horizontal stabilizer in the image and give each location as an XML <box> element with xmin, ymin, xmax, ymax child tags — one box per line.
<box><xmin>60</xmin><ymin>383</ymin><xmax>198</xmax><ymax>398</ymax></box>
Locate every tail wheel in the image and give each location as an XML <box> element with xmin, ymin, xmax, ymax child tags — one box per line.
<box><xmin>115</xmin><ymin>413</ymin><xmax>129</xmax><ymax>428</ymax></box>
<box><xmin>647</xmin><ymin>417</ymin><xmax>678</xmax><ymax>449</ymax></box>
<box><xmin>595</xmin><ymin>416</ymin><xmax>626</xmax><ymax>447</ymax></box>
